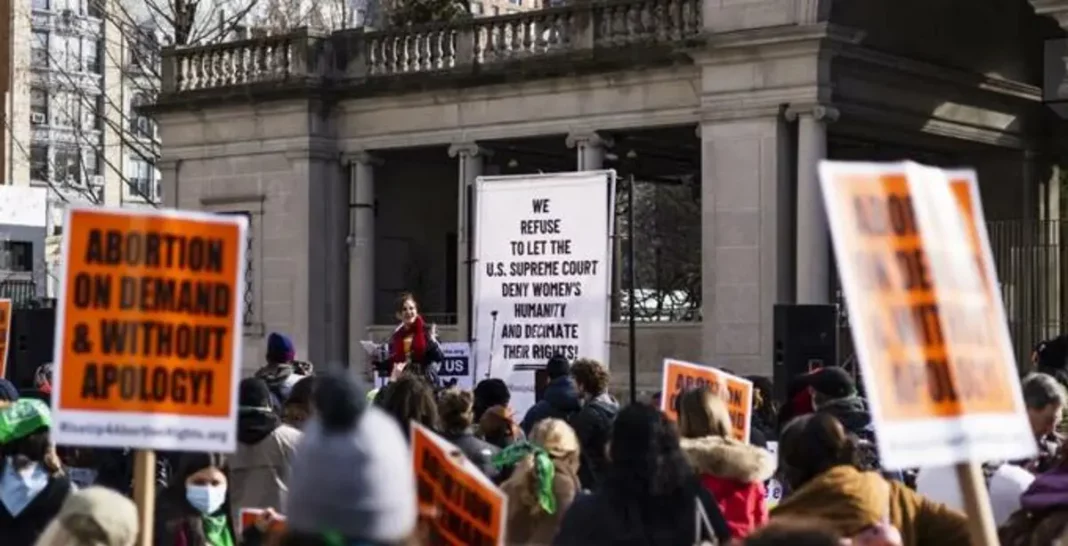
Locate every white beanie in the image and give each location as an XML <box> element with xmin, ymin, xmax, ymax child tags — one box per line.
<box><xmin>286</xmin><ymin>374</ymin><xmax>417</xmax><ymax>542</ymax></box>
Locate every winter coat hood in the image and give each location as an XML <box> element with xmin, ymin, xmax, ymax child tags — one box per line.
<box><xmin>679</xmin><ymin>436</ymin><xmax>777</xmax><ymax>483</ymax></box>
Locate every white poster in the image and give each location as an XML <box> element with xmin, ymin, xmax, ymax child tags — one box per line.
<box><xmin>437</xmin><ymin>342</ymin><xmax>474</xmax><ymax>390</ymax></box>
<box><xmin>472</xmin><ymin>171</ymin><xmax>615</xmax><ymax>416</ymax></box>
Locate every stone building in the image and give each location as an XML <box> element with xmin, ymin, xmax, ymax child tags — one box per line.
<box><xmin>148</xmin><ymin>0</ymin><xmax>1068</xmax><ymax>391</ymax></box>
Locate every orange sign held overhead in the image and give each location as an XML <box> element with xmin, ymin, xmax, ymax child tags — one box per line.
<box><xmin>52</xmin><ymin>207</ymin><xmax>247</xmax><ymax>453</ymax></box>
<box><xmin>819</xmin><ymin>161</ymin><xmax>1032</xmax><ymax>469</ymax></box>
<box><xmin>412</xmin><ymin>422</ymin><xmax>506</xmax><ymax>546</ymax></box>
<box><xmin>0</xmin><ymin>299</ymin><xmax>10</xmax><ymax>379</ymax></box>
<box><xmin>660</xmin><ymin>358</ymin><xmax>753</xmax><ymax>443</ymax></box>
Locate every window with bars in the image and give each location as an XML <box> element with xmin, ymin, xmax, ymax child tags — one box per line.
<box><xmin>221</xmin><ymin>211</ymin><xmax>255</xmax><ymax>325</ymax></box>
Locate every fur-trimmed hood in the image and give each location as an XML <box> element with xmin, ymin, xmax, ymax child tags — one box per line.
<box><xmin>679</xmin><ymin>435</ymin><xmax>777</xmax><ymax>483</ymax></box>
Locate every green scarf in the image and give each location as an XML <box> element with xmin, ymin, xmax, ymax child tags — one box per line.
<box><xmin>0</xmin><ymin>399</ymin><xmax>51</xmax><ymax>444</ymax></box>
<box><xmin>492</xmin><ymin>441</ymin><xmax>557</xmax><ymax>514</ymax></box>
<box><xmin>201</xmin><ymin>513</ymin><xmax>235</xmax><ymax>546</ymax></box>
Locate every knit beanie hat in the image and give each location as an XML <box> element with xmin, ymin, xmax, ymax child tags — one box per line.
<box><xmin>50</xmin><ymin>486</ymin><xmax>138</xmax><ymax>546</ymax></box>
<box><xmin>546</xmin><ymin>355</ymin><xmax>570</xmax><ymax>379</ymax></box>
<box><xmin>0</xmin><ymin>399</ymin><xmax>51</xmax><ymax>444</ymax></box>
<box><xmin>266</xmin><ymin>333</ymin><xmax>296</xmax><ymax>363</ymax></box>
<box><xmin>239</xmin><ymin>378</ymin><xmax>274</xmax><ymax>412</ymax></box>
<box><xmin>0</xmin><ymin>379</ymin><xmax>19</xmax><ymax>402</ymax></box>
<box><xmin>286</xmin><ymin>373</ymin><xmax>416</xmax><ymax>543</ymax></box>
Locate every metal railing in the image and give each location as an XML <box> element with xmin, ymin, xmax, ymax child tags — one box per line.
<box><xmin>159</xmin><ymin>0</ymin><xmax>703</xmax><ymax>96</ymax></box>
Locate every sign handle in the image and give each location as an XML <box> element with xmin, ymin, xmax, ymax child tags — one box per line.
<box><xmin>133</xmin><ymin>449</ymin><xmax>157</xmax><ymax>546</ymax></box>
<box><xmin>954</xmin><ymin>461</ymin><xmax>999</xmax><ymax>546</ymax></box>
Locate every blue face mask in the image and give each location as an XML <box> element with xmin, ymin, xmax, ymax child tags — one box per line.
<box><xmin>186</xmin><ymin>484</ymin><xmax>227</xmax><ymax>515</ymax></box>
<box><xmin>0</xmin><ymin>458</ymin><xmax>49</xmax><ymax>517</ymax></box>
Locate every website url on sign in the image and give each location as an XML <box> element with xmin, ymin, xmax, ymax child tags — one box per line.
<box><xmin>59</xmin><ymin>422</ymin><xmax>229</xmax><ymax>445</ymax></box>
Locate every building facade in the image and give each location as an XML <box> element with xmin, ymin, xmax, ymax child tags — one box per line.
<box><xmin>5</xmin><ymin>0</ymin><xmax>162</xmax><ymax>208</ymax></box>
<box><xmin>151</xmin><ymin>0</ymin><xmax>1068</xmax><ymax>389</ymax></box>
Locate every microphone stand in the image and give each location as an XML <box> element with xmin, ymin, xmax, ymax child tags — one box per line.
<box><xmin>486</xmin><ymin>310</ymin><xmax>499</xmax><ymax>379</ymax></box>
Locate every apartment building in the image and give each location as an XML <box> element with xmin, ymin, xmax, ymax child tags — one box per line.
<box><xmin>5</xmin><ymin>0</ymin><xmax>161</xmax><ymax>211</ymax></box>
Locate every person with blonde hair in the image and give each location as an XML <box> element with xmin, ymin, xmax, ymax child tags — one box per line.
<box><xmin>496</xmin><ymin>418</ymin><xmax>582</xmax><ymax>544</ymax></box>
<box><xmin>678</xmin><ymin>386</ymin><xmax>776</xmax><ymax>540</ymax></box>
<box><xmin>34</xmin><ymin>487</ymin><xmax>137</xmax><ymax>546</ymax></box>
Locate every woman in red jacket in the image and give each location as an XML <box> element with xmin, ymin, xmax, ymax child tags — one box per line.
<box><xmin>677</xmin><ymin>386</ymin><xmax>776</xmax><ymax>539</ymax></box>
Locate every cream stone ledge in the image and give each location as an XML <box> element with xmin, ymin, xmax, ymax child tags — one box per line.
<box><xmin>565</xmin><ymin>132</ymin><xmax>614</xmax><ymax>150</ymax></box>
<box><xmin>448</xmin><ymin>143</ymin><xmax>493</xmax><ymax>159</ymax></box>
<box><xmin>783</xmin><ymin>105</ymin><xmax>841</xmax><ymax>123</ymax></box>
<box><xmin>1030</xmin><ymin>0</ymin><xmax>1068</xmax><ymax>29</ymax></box>
<box><xmin>343</xmin><ymin>150</ymin><xmax>383</xmax><ymax>167</ymax></box>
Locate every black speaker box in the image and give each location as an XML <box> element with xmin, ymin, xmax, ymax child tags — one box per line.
<box><xmin>773</xmin><ymin>304</ymin><xmax>838</xmax><ymax>403</ymax></box>
<box><xmin>5</xmin><ymin>307</ymin><xmax>56</xmax><ymax>390</ymax></box>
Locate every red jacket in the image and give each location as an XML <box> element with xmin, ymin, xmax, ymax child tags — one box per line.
<box><xmin>680</xmin><ymin>435</ymin><xmax>777</xmax><ymax>539</ymax></box>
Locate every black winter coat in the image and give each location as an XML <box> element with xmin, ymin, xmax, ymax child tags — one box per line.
<box><xmin>0</xmin><ymin>470</ymin><xmax>72</xmax><ymax>546</ymax></box>
<box><xmin>442</xmin><ymin>429</ymin><xmax>501</xmax><ymax>480</ymax></box>
<box><xmin>520</xmin><ymin>376</ymin><xmax>581</xmax><ymax>435</ymax></box>
<box><xmin>552</xmin><ymin>477</ymin><xmax>731</xmax><ymax>545</ymax></box>
<box><xmin>569</xmin><ymin>394</ymin><xmax>619</xmax><ymax>489</ymax></box>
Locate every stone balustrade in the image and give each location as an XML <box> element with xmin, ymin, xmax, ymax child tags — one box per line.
<box><xmin>159</xmin><ymin>0</ymin><xmax>702</xmax><ymax>96</ymax></box>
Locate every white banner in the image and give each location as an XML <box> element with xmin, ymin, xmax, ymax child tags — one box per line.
<box><xmin>472</xmin><ymin>171</ymin><xmax>615</xmax><ymax>416</ymax></box>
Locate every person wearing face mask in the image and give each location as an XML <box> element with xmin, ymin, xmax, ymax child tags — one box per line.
<box><xmin>155</xmin><ymin>453</ymin><xmax>234</xmax><ymax>546</ymax></box>
<box><xmin>0</xmin><ymin>398</ymin><xmax>72</xmax><ymax>546</ymax></box>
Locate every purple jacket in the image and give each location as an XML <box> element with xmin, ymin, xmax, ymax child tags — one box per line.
<box><xmin>1020</xmin><ymin>467</ymin><xmax>1068</xmax><ymax>512</ymax></box>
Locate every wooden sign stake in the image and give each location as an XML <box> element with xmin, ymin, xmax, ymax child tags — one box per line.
<box><xmin>954</xmin><ymin>461</ymin><xmax>999</xmax><ymax>546</ymax></box>
<box><xmin>133</xmin><ymin>450</ymin><xmax>157</xmax><ymax>546</ymax></box>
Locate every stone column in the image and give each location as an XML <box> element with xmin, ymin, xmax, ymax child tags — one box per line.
<box><xmin>698</xmin><ymin>115</ymin><xmax>792</xmax><ymax>375</ymax></box>
<box><xmin>566</xmin><ymin>131</ymin><xmax>621</xmax><ymax>320</ymax></box>
<box><xmin>566</xmin><ymin>131</ymin><xmax>613</xmax><ymax>171</ymax></box>
<box><xmin>789</xmin><ymin>105</ymin><xmax>838</xmax><ymax>304</ymax></box>
<box><xmin>346</xmin><ymin>151</ymin><xmax>379</xmax><ymax>372</ymax></box>
<box><xmin>449</xmin><ymin>143</ymin><xmax>491</xmax><ymax>340</ymax></box>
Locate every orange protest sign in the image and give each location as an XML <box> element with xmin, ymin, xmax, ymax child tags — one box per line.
<box><xmin>660</xmin><ymin>358</ymin><xmax>753</xmax><ymax>443</ymax></box>
<box><xmin>820</xmin><ymin>161</ymin><xmax>1032</xmax><ymax>469</ymax></box>
<box><xmin>0</xmin><ymin>299</ymin><xmax>10</xmax><ymax>379</ymax></box>
<box><xmin>52</xmin><ymin>207</ymin><xmax>247</xmax><ymax>453</ymax></box>
<box><xmin>411</xmin><ymin>422</ymin><xmax>506</xmax><ymax>546</ymax></box>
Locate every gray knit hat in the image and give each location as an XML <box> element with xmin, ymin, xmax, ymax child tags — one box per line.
<box><xmin>286</xmin><ymin>373</ymin><xmax>416</xmax><ymax>542</ymax></box>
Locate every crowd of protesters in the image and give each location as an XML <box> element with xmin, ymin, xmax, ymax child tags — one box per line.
<box><xmin>7</xmin><ymin>294</ymin><xmax>1068</xmax><ymax>545</ymax></box>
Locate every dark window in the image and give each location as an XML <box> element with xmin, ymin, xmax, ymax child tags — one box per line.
<box><xmin>129</xmin><ymin>93</ymin><xmax>155</xmax><ymax>137</ymax></box>
<box><xmin>0</xmin><ymin>242</ymin><xmax>34</xmax><ymax>272</ymax></box>
<box><xmin>30</xmin><ymin>146</ymin><xmax>48</xmax><ymax>181</ymax></box>
<box><xmin>30</xmin><ymin>89</ymin><xmax>47</xmax><ymax>124</ymax></box>
<box><xmin>54</xmin><ymin>147</ymin><xmax>80</xmax><ymax>184</ymax></box>
<box><xmin>31</xmin><ymin>32</ymin><xmax>48</xmax><ymax>68</ymax></box>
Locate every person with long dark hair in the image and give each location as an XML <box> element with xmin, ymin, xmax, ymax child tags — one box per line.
<box><xmin>386</xmin><ymin>293</ymin><xmax>444</xmax><ymax>384</ymax></box>
<box><xmin>552</xmin><ymin>403</ymin><xmax>731</xmax><ymax>545</ymax></box>
<box><xmin>154</xmin><ymin>453</ymin><xmax>235</xmax><ymax>546</ymax></box>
